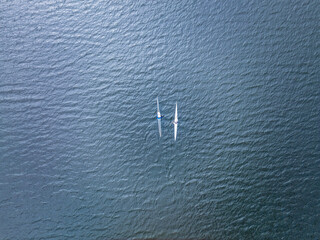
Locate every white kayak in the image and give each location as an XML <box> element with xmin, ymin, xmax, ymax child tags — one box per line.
<box><xmin>173</xmin><ymin>102</ymin><xmax>178</xmax><ymax>141</ymax></box>
<box><xmin>156</xmin><ymin>97</ymin><xmax>162</xmax><ymax>137</ymax></box>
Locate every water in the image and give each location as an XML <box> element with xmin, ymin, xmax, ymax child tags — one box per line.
<box><xmin>1</xmin><ymin>0</ymin><xmax>319</xmax><ymax>239</ymax></box>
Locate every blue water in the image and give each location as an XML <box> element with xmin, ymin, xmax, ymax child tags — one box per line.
<box><xmin>1</xmin><ymin>0</ymin><xmax>319</xmax><ymax>239</ymax></box>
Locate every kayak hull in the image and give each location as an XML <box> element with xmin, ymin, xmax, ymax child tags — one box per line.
<box><xmin>158</xmin><ymin>119</ymin><xmax>162</xmax><ymax>137</ymax></box>
<box><xmin>174</xmin><ymin>123</ymin><xmax>177</xmax><ymax>141</ymax></box>
<box><xmin>157</xmin><ymin>97</ymin><xmax>162</xmax><ymax>137</ymax></box>
<box><xmin>174</xmin><ymin>102</ymin><xmax>178</xmax><ymax>141</ymax></box>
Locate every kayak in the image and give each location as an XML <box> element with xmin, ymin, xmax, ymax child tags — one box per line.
<box><xmin>173</xmin><ymin>102</ymin><xmax>178</xmax><ymax>141</ymax></box>
<box><xmin>156</xmin><ymin>97</ymin><xmax>162</xmax><ymax>137</ymax></box>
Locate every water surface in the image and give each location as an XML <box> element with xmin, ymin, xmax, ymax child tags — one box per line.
<box><xmin>0</xmin><ymin>0</ymin><xmax>319</xmax><ymax>239</ymax></box>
